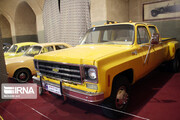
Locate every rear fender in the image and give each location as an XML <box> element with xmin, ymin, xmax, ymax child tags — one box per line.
<box><xmin>168</xmin><ymin>41</ymin><xmax>180</xmax><ymax>60</ymax></box>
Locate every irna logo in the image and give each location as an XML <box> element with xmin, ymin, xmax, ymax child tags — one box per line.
<box><xmin>4</xmin><ymin>86</ymin><xmax>35</xmax><ymax>94</ymax></box>
<box><xmin>1</xmin><ymin>83</ymin><xmax>37</xmax><ymax>99</ymax></box>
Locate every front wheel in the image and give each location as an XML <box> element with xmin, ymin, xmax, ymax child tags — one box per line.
<box><xmin>14</xmin><ymin>69</ymin><xmax>31</xmax><ymax>83</ymax></box>
<box><xmin>101</xmin><ymin>76</ymin><xmax>130</xmax><ymax>118</ymax></box>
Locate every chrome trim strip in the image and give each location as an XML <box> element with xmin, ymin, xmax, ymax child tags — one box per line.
<box><xmin>38</xmin><ymin>60</ymin><xmax>80</xmax><ymax>67</ymax></box>
<box><xmin>39</xmin><ymin>65</ymin><xmax>80</xmax><ymax>73</ymax></box>
<box><xmin>37</xmin><ymin>60</ymin><xmax>82</xmax><ymax>84</ymax></box>
<box><xmin>42</xmin><ymin>80</ymin><xmax>103</xmax><ymax>96</ymax></box>
<box><xmin>63</xmin><ymin>86</ymin><xmax>103</xmax><ymax>96</ymax></box>
<box><xmin>40</xmin><ymin>69</ymin><xmax>81</xmax><ymax>78</ymax></box>
<box><xmin>33</xmin><ymin>59</ymin><xmax>39</xmax><ymax>71</ymax></box>
<box><xmin>32</xmin><ymin>76</ymin><xmax>40</xmax><ymax>81</ymax></box>
<box><xmin>64</xmin><ymin>93</ymin><xmax>104</xmax><ymax>103</ymax></box>
<box><xmin>42</xmin><ymin>80</ymin><xmax>104</xmax><ymax>103</ymax></box>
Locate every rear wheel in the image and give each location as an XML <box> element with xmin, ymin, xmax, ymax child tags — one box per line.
<box><xmin>102</xmin><ymin>76</ymin><xmax>130</xmax><ymax>118</ymax></box>
<box><xmin>170</xmin><ymin>53</ymin><xmax>180</xmax><ymax>73</ymax></box>
<box><xmin>14</xmin><ymin>69</ymin><xmax>31</xmax><ymax>83</ymax></box>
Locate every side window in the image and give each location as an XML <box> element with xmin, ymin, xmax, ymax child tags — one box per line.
<box><xmin>55</xmin><ymin>45</ymin><xmax>67</xmax><ymax>50</ymax></box>
<box><xmin>17</xmin><ymin>47</ymin><xmax>23</xmax><ymax>53</ymax></box>
<box><xmin>149</xmin><ymin>26</ymin><xmax>157</xmax><ymax>36</ymax></box>
<box><xmin>42</xmin><ymin>46</ymin><xmax>54</xmax><ymax>53</ymax></box>
<box><xmin>17</xmin><ymin>45</ymin><xmax>30</xmax><ymax>53</ymax></box>
<box><xmin>137</xmin><ymin>26</ymin><xmax>150</xmax><ymax>44</ymax></box>
<box><xmin>24</xmin><ymin>45</ymin><xmax>30</xmax><ymax>51</ymax></box>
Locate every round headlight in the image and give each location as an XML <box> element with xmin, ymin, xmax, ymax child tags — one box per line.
<box><xmin>88</xmin><ymin>68</ymin><xmax>97</xmax><ymax>79</ymax></box>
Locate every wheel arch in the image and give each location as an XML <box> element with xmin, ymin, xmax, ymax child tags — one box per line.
<box><xmin>110</xmin><ymin>69</ymin><xmax>133</xmax><ymax>96</ymax></box>
<box><xmin>113</xmin><ymin>69</ymin><xmax>134</xmax><ymax>84</ymax></box>
<box><xmin>13</xmin><ymin>67</ymin><xmax>32</xmax><ymax>78</ymax></box>
<box><xmin>168</xmin><ymin>41</ymin><xmax>180</xmax><ymax>60</ymax></box>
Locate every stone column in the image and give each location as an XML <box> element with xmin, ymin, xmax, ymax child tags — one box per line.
<box><xmin>0</xmin><ymin>28</ymin><xmax>8</xmax><ymax>102</ymax></box>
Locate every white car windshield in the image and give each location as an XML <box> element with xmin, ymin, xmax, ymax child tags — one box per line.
<box><xmin>80</xmin><ymin>25</ymin><xmax>134</xmax><ymax>45</ymax></box>
<box><xmin>24</xmin><ymin>46</ymin><xmax>42</xmax><ymax>57</ymax></box>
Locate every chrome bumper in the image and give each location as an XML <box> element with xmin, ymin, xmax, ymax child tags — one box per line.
<box><xmin>41</xmin><ymin>80</ymin><xmax>104</xmax><ymax>103</ymax></box>
<box><xmin>63</xmin><ymin>86</ymin><xmax>104</xmax><ymax>103</ymax></box>
<box><xmin>32</xmin><ymin>76</ymin><xmax>41</xmax><ymax>86</ymax></box>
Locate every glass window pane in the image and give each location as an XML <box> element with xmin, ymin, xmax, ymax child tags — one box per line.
<box><xmin>149</xmin><ymin>26</ymin><xmax>157</xmax><ymax>36</ymax></box>
<box><xmin>137</xmin><ymin>26</ymin><xmax>150</xmax><ymax>44</ymax></box>
<box><xmin>55</xmin><ymin>45</ymin><xmax>67</xmax><ymax>50</ymax></box>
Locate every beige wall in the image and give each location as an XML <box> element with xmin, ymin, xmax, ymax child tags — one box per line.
<box><xmin>107</xmin><ymin>0</ymin><xmax>129</xmax><ymax>22</ymax></box>
<box><xmin>91</xmin><ymin>0</ymin><xmax>107</xmax><ymax>23</ymax></box>
<box><xmin>0</xmin><ymin>0</ymin><xmax>44</xmax><ymax>43</ymax></box>
<box><xmin>15</xmin><ymin>1</ymin><xmax>37</xmax><ymax>36</ymax></box>
<box><xmin>91</xmin><ymin>0</ymin><xmax>164</xmax><ymax>24</ymax></box>
<box><xmin>91</xmin><ymin>0</ymin><xmax>129</xmax><ymax>25</ymax></box>
<box><xmin>0</xmin><ymin>15</ymin><xmax>11</xmax><ymax>38</ymax></box>
<box><xmin>129</xmin><ymin>0</ymin><xmax>161</xmax><ymax>22</ymax></box>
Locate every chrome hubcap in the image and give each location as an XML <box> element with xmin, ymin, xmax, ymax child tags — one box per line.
<box><xmin>115</xmin><ymin>86</ymin><xmax>128</xmax><ymax>109</ymax></box>
<box><xmin>19</xmin><ymin>73</ymin><xmax>26</xmax><ymax>80</ymax></box>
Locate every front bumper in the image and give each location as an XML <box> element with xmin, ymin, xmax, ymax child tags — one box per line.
<box><xmin>32</xmin><ymin>75</ymin><xmax>41</xmax><ymax>86</ymax></box>
<box><xmin>33</xmin><ymin>76</ymin><xmax>104</xmax><ymax>103</ymax></box>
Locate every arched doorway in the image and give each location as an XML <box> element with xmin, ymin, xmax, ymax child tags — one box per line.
<box><xmin>15</xmin><ymin>1</ymin><xmax>38</xmax><ymax>43</ymax></box>
<box><xmin>0</xmin><ymin>14</ymin><xmax>12</xmax><ymax>44</ymax></box>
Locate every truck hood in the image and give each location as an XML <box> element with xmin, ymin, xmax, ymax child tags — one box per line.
<box><xmin>35</xmin><ymin>45</ymin><xmax>132</xmax><ymax>65</ymax></box>
<box><xmin>5</xmin><ymin>56</ymin><xmax>33</xmax><ymax>65</ymax></box>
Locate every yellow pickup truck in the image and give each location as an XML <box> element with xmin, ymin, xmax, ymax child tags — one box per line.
<box><xmin>33</xmin><ymin>22</ymin><xmax>180</xmax><ymax>117</ymax></box>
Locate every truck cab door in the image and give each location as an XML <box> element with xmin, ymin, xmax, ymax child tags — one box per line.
<box><xmin>148</xmin><ymin>26</ymin><xmax>167</xmax><ymax>66</ymax></box>
<box><xmin>136</xmin><ymin>25</ymin><xmax>155</xmax><ymax>77</ymax></box>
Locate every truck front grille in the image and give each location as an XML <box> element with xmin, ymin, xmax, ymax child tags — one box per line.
<box><xmin>37</xmin><ymin>60</ymin><xmax>82</xmax><ymax>83</ymax></box>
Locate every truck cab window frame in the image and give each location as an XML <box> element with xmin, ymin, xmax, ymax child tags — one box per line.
<box><xmin>137</xmin><ymin>26</ymin><xmax>150</xmax><ymax>44</ymax></box>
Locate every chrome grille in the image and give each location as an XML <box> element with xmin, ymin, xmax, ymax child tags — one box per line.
<box><xmin>37</xmin><ymin>60</ymin><xmax>82</xmax><ymax>83</ymax></box>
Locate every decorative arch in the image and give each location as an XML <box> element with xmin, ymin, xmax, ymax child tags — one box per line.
<box><xmin>0</xmin><ymin>14</ymin><xmax>12</xmax><ymax>44</ymax></box>
<box><xmin>15</xmin><ymin>1</ymin><xmax>38</xmax><ymax>43</ymax></box>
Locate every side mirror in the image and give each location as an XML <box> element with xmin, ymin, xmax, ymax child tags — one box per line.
<box><xmin>151</xmin><ymin>33</ymin><xmax>159</xmax><ymax>45</ymax></box>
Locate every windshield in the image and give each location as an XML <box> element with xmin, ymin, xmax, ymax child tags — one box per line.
<box><xmin>24</xmin><ymin>46</ymin><xmax>42</xmax><ymax>57</ymax></box>
<box><xmin>80</xmin><ymin>25</ymin><xmax>134</xmax><ymax>45</ymax></box>
<box><xmin>7</xmin><ymin>45</ymin><xmax>17</xmax><ymax>53</ymax></box>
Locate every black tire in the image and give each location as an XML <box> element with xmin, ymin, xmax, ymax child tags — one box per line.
<box><xmin>170</xmin><ymin>53</ymin><xmax>180</xmax><ymax>73</ymax></box>
<box><xmin>101</xmin><ymin>75</ymin><xmax>130</xmax><ymax>118</ymax></box>
<box><xmin>14</xmin><ymin>69</ymin><xmax>31</xmax><ymax>83</ymax></box>
<box><xmin>151</xmin><ymin>10</ymin><xmax>158</xmax><ymax>17</ymax></box>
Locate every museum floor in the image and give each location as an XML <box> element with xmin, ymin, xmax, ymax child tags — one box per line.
<box><xmin>0</xmin><ymin>68</ymin><xmax>180</xmax><ymax>120</ymax></box>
